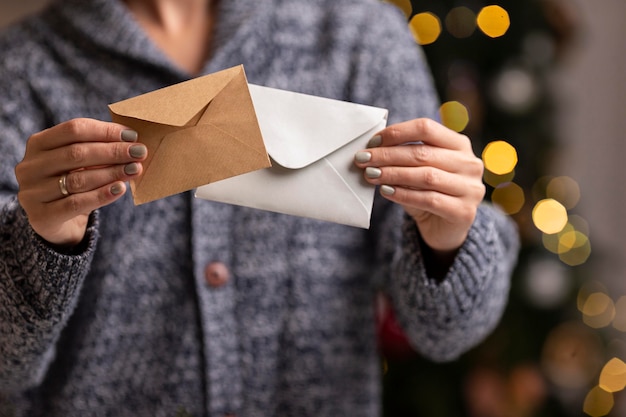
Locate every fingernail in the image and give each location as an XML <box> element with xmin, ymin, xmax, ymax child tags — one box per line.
<box><xmin>365</xmin><ymin>167</ymin><xmax>382</xmax><ymax>179</ymax></box>
<box><xmin>129</xmin><ymin>144</ymin><xmax>147</xmax><ymax>158</ymax></box>
<box><xmin>381</xmin><ymin>185</ymin><xmax>396</xmax><ymax>196</ymax></box>
<box><xmin>124</xmin><ymin>162</ymin><xmax>140</xmax><ymax>175</ymax></box>
<box><xmin>121</xmin><ymin>130</ymin><xmax>138</xmax><ymax>142</ymax></box>
<box><xmin>111</xmin><ymin>183</ymin><xmax>124</xmax><ymax>195</ymax></box>
<box><xmin>367</xmin><ymin>135</ymin><xmax>382</xmax><ymax>148</ymax></box>
<box><xmin>355</xmin><ymin>151</ymin><xmax>372</xmax><ymax>163</ymax></box>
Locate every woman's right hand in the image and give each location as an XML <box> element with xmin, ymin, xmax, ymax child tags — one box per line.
<box><xmin>15</xmin><ymin>118</ymin><xmax>147</xmax><ymax>248</ymax></box>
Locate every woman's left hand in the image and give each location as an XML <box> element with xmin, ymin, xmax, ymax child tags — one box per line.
<box><xmin>354</xmin><ymin>118</ymin><xmax>485</xmax><ymax>253</ymax></box>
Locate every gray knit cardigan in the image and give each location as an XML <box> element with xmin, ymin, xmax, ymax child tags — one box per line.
<box><xmin>0</xmin><ymin>0</ymin><xmax>520</xmax><ymax>416</ymax></box>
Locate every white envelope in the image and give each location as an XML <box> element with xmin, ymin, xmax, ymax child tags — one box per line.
<box><xmin>194</xmin><ymin>84</ymin><xmax>388</xmax><ymax>228</ymax></box>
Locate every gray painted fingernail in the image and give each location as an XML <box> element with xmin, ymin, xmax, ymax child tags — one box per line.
<box><xmin>365</xmin><ymin>167</ymin><xmax>382</xmax><ymax>179</ymax></box>
<box><xmin>381</xmin><ymin>185</ymin><xmax>396</xmax><ymax>196</ymax></box>
<box><xmin>129</xmin><ymin>144</ymin><xmax>147</xmax><ymax>158</ymax></box>
<box><xmin>111</xmin><ymin>183</ymin><xmax>124</xmax><ymax>195</ymax></box>
<box><xmin>121</xmin><ymin>130</ymin><xmax>138</xmax><ymax>142</ymax></box>
<box><xmin>355</xmin><ymin>151</ymin><xmax>372</xmax><ymax>163</ymax></box>
<box><xmin>367</xmin><ymin>135</ymin><xmax>382</xmax><ymax>148</ymax></box>
<box><xmin>124</xmin><ymin>162</ymin><xmax>140</xmax><ymax>175</ymax></box>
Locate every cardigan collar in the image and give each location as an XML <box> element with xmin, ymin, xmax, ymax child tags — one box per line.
<box><xmin>43</xmin><ymin>0</ymin><xmax>276</xmax><ymax>81</ymax></box>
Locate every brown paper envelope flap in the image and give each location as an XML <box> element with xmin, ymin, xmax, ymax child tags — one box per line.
<box><xmin>198</xmin><ymin>64</ymin><xmax>266</xmax><ymax>143</ymax></box>
<box><xmin>197</xmin><ymin>67</ymin><xmax>266</xmax><ymax>154</ymax></box>
<box><xmin>131</xmin><ymin>123</ymin><xmax>271</xmax><ymax>204</ymax></box>
<box><xmin>108</xmin><ymin>65</ymin><xmax>245</xmax><ymax>127</ymax></box>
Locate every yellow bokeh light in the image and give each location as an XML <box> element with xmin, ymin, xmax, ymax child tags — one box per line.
<box><xmin>583</xmin><ymin>386</ymin><xmax>614</xmax><ymax>417</ymax></box>
<box><xmin>491</xmin><ymin>182</ymin><xmax>525</xmax><ymax>214</ymax></box>
<box><xmin>445</xmin><ymin>6</ymin><xmax>477</xmax><ymax>38</ymax></box>
<box><xmin>409</xmin><ymin>12</ymin><xmax>442</xmax><ymax>45</ymax></box>
<box><xmin>477</xmin><ymin>5</ymin><xmax>510</xmax><ymax>38</ymax></box>
<box><xmin>558</xmin><ymin>234</ymin><xmax>591</xmax><ymax>266</ymax></box>
<box><xmin>547</xmin><ymin>176</ymin><xmax>581</xmax><ymax>210</ymax></box>
<box><xmin>612</xmin><ymin>296</ymin><xmax>626</xmax><ymax>332</ymax></box>
<box><xmin>384</xmin><ymin>0</ymin><xmax>412</xmax><ymax>19</ymax></box>
<box><xmin>542</xmin><ymin>223</ymin><xmax>573</xmax><ymax>254</ymax></box>
<box><xmin>599</xmin><ymin>358</ymin><xmax>626</xmax><ymax>393</ymax></box>
<box><xmin>541</xmin><ymin>220</ymin><xmax>591</xmax><ymax>266</ymax></box>
<box><xmin>558</xmin><ymin>230</ymin><xmax>588</xmax><ymax>253</ymax></box>
<box><xmin>582</xmin><ymin>292</ymin><xmax>615</xmax><ymax>329</ymax></box>
<box><xmin>482</xmin><ymin>140</ymin><xmax>518</xmax><ymax>175</ymax></box>
<box><xmin>577</xmin><ymin>281</ymin><xmax>608</xmax><ymax>312</ymax></box>
<box><xmin>439</xmin><ymin>101</ymin><xmax>469</xmax><ymax>132</ymax></box>
<box><xmin>532</xmin><ymin>199</ymin><xmax>568</xmax><ymax>234</ymax></box>
<box><xmin>483</xmin><ymin>169</ymin><xmax>515</xmax><ymax>188</ymax></box>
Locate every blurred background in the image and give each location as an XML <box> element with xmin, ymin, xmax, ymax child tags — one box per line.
<box><xmin>2</xmin><ymin>1</ymin><xmax>625</xmax><ymax>416</ymax></box>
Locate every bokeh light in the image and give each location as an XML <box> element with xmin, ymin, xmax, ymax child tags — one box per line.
<box><xmin>582</xmin><ymin>292</ymin><xmax>615</xmax><ymax>329</ymax></box>
<box><xmin>483</xmin><ymin>169</ymin><xmax>515</xmax><ymax>188</ymax></box>
<box><xmin>477</xmin><ymin>5</ymin><xmax>510</xmax><ymax>38</ymax></box>
<box><xmin>599</xmin><ymin>358</ymin><xmax>626</xmax><ymax>393</ymax></box>
<box><xmin>547</xmin><ymin>175</ymin><xmax>581</xmax><ymax>210</ymax></box>
<box><xmin>409</xmin><ymin>12</ymin><xmax>442</xmax><ymax>45</ymax></box>
<box><xmin>558</xmin><ymin>230</ymin><xmax>586</xmax><ymax>252</ymax></box>
<box><xmin>523</xmin><ymin>257</ymin><xmax>570</xmax><ymax>309</ymax></box>
<box><xmin>578</xmin><ymin>281</ymin><xmax>609</xmax><ymax>312</ymax></box>
<box><xmin>532</xmin><ymin>199</ymin><xmax>567</xmax><ymax>234</ymax></box>
<box><xmin>491</xmin><ymin>182</ymin><xmax>525</xmax><ymax>215</ymax></box>
<box><xmin>439</xmin><ymin>100</ymin><xmax>469</xmax><ymax>132</ymax></box>
<box><xmin>542</xmin><ymin>223</ymin><xmax>570</xmax><ymax>254</ymax></box>
<box><xmin>491</xmin><ymin>66</ymin><xmax>539</xmax><ymax>114</ymax></box>
<box><xmin>558</xmin><ymin>230</ymin><xmax>591</xmax><ymax>266</ymax></box>
<box><xmin>612</xmin><ymin>296</ymin><xmax>626</xmax><ymax>332</ymax></box>
<box><xmin>482</xmin><ymin>140</ymin><xmax>518</xmax><ymax>175</ymax></box>
<box><xmin>539</xmin><ymin>214</ymin><xmax>591</xmax><ymax>265</ymax></box>
<box><xmin>583</xmin><ymin>386</ymin><xmax>614</xmax><ymax>417</ymax></box>
<box><xmin>445</xmin><ymin>6</ymin><xmax>476</xmax><ymax>39</ymax></box>
<box><xmin>541</xmin><ymin>321</ymin><xmax>604</xmax><ymax>390</ymax></box>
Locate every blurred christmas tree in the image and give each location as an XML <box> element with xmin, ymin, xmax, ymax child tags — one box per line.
<box><xmin>377</xmin><ymin>1</ymin><xmax>602</xmax><ymax>416</ymax></box>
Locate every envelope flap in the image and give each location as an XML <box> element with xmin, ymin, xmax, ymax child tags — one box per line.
<box><xmin>108</xmin><ymin>65</ymin><xmax>246</xmax><ymax>127</ymax></box>
<box><xmin>248</xmin><ymin>84</ymin><xmax>388</xmax><ymax>169</ymax></box>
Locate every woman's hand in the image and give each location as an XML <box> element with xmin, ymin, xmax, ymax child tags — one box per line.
<box><xmin>15</xmin><ymin>118</ymin><xmax>147</xmax><ymax>247</ymax></box>
<box><xmin>354</xmin><ymin>118</ymin><xmax>485</xmax><ymax>253</ymax></box>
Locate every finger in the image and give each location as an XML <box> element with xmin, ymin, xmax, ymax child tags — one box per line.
<box><xmin>31</xmin><ymin>162</ymin><xmax>143</xmax><ymax>203</ymax></box>
<box><xmin>41</xmin><ymin>181</ymin><xmax>128</xmax><ymax>223</ymax></box>
<box><xmin>356</xmin><ymin>143</ymin><xmax>482</xmax><ymax>174</ymax></box>
<box><xmin>36</xmin><ymin>141</ymin><xmax>147</xmax><ymax>177</ymax></box>
<box><xmin>379</xmin><ymin>186</ymin><xmax>479</xmax><ymax>225</ymax></box>
<box><xmin>374</xmin><ymin>118</ymin><xmax>473</xmax><ymax>151</ymax></box>
<box><xmin>28</xmin><ymin>118</ymin><xmax>137</xmax><ymax>152</ymax></box>
<box><xmin>364</xmin><ymin>165</ymin><xmax>481</xmax><ymax>197</ymax></box>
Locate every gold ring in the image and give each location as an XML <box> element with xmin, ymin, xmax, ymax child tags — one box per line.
<box><xmin>58</xmin><ymin>174</ymin><xmax>70</xmax><ymax>196</ymax></box>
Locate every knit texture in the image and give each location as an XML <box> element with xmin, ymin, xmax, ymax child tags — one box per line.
<box><xmin>0</xmin><ymin>0</ymin><xmax>520</xmax><ymax>416</ymax></box>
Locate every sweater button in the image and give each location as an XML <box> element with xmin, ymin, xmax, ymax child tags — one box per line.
<box><xmin>204</xmin><ymin>262</ymin><xmax>230</xmax><ymax>288</ymax></box>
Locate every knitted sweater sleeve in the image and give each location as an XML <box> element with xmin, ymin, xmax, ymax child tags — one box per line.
<box><xmin>0</xmin><ymin>201</ymin><xmax>98</xmax><ymax>390</ymax></box>
<box><xmin>390</xmin><ymin>206</ymin><xmax>519</xmax><ymax>362</ymax></box>
<box><xmin>0</xmin><ymin>27</ymin><xmax>99</xmax><ymax>390</ymax></box>
<box><xmin>356</xmin><ymin>3</ymin><xmax>520</xmax><ymax>362</ymax></box>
